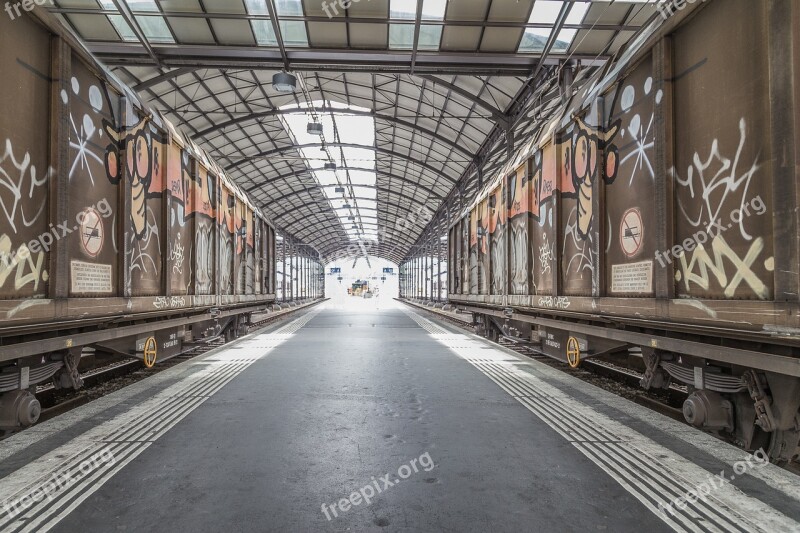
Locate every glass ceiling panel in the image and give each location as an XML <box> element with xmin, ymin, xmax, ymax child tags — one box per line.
<box><xmin>518</xmin><ymin>0</ymin><xmax>587</xmax><ymax>53</ymax></box>
<box><xmin>125</xmin><ymin>0</ymin><xmax>158</xmax><ymax>11</ymax></box>
<box><xmin>251</xmin><ymin>19</ymin><xmax>278</xmax><ymax>46</ymax></box>
<box><xmin>96</xmin><ymin>0</ymin><xmax>138</xmax><ymax>41</ymax></box>
<box><xmin>390</xmin><ymin>0</ymin><xmax>417</xmax><ymax>19</ymax></box>
<box><xmin>135</xmin><ymin>15</ymin><xmax>175</xmax><ymax>43</ymax></box>
<box><xmin>551</xmin><ymin>28</ymin><xmax>577</xmax><ymax>52</ymax></box>
<box><xmin>108</xmin><ymin>14</ymin><xmax>137</xmax><ymax>41</ymax></box>
<box><xmin>529</xmin><ymin>0</ymin><xmax>562</xmax><ymax>24</ymax></box>
<box><xmin>245</xmin><ymin>0</ymin><xmax>308</xmax><ymax>46</ymax></box>
<box><xmin>244</xmin><ymin>0</ymin><xmax>269</xmax><ymax>15</ymax></box>
<box><xmin>389</xmin><ymin>23</ymin><xmax>441</xmax><ymax>50</ymax></box>
<box><xmin>422</xmin><ymin>0</ymin><xmax>447</xmax><ymax>21</ymax></box>
<box><xmin>280</xmin><ymin>100</ymin><xmax>379</xmax><ymax>241</ymax></box>
<box><xmin>275</xmin><ymin>0</ymin><xmax>304</xmax><ymax>16</ymax></box>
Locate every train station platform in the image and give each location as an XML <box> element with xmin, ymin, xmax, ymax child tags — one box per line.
<box><xmin>1</xmin><ymin>301</ymin><xmax>798</xmax><ymax>533</ymax></box>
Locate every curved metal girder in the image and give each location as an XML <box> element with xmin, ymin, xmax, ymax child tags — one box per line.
<box><xmin>309</xmin><ymin>231</ymin><xmax>419</xmax><ymax>257</ymax></box>
<box><xmin>247</xmin><ymin>167</ymin><xmax>444</xmax><ymax>200</ymax></box>
<box><xmin>417</xmin><ymin>75</ymin><xmax>509</xmax><ymax>126</ymax></box>
<box><xmin>269</xmin><ymin>199</ymin><xmax>432</xmax><ymax>234</ymax></box>
<box><xmin>262</xmin><ymin>189</ymin><xmax>436</xmax><ymax>219</ymax></box>
<box><xmin>194</xmin><ymin>107</ymin><xmax>473</xmax><ymax>159</ymax></box>
<box><xmin>226</xmin><ymin>143</ymin><xmax>458</xmax><ymax>183</ymax></box>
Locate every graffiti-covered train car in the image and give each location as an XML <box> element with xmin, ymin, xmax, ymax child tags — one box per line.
<box><xmin>447</xmin><ymin>0</ymin><xmax>800</xmax><ymax>462</ymax></box>
<box><xmin>0</xmin><ymin>9</ymin><xmax>304</xmax><ymax>431</ymax></box>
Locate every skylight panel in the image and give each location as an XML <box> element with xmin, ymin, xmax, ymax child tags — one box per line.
<box><xmin>244</xmin><ymin>0</ymin><xmax>269</xmax><ymax>15</ymax></box>
<box><xmin>135</xmin><ymin>15</ymin><xmax>175</xmax><ymax>43</ymax></box>
<box><xmin>108</xmin><ymin>15</ymin><xmax>137</xmax><ymax>40</ymax></box>
<box><xmin>96</xmin><ymin>0</ymin><xmax>139</xmax><ymax>41</ymax></box>
<box><xmin>280</xmin><ymin>20</ymin><xmax>309</xmax><ymax>47</ymax></box>
<box><xmin>340</xmin><ymin>148</ymin><xmax>375</xmax><ymax>166</ymax></box>
<box><xmin>529</xmin><ymin>0</ymin><xmax>562</xmax><ymax>24</ymax></box>
<box><xmin>389</xmin><ymin>24</ymin><xmax>414</xmax><ymax>49</ymax></box>
<box><xmin>251</xmin><ymin>20</ymin><xmax>278</xmax><ymax>46</ymax></box>
<box><xmin>389</xmin><ymin>23</ymin><xmax>441</xmax><ymax>50</ymax></box>
<box><xmin>124</xmin><ymin>0</ymin><xmax>159</xmax><ymax>11</ymax></box>
<box><xmin>275</xmin><ymin>0</ymin><xmax>304</xmax><ymax>16</ymax></box>
<box><xmin>422</xmin><ymin>0</ymin><xmax>447</xmax><ymax>20</ymax></box>
<box><xmin>345</xmin><ymin>172</ymin><xmax>376</xmax><ymax>186</ymax></box>
<box><xmin>551</xmin><ymin>28</ymin><xmax>577</xmax><ymax>52</ymax></box>
<box><xmin>390</xmin><ymin>0</ymin><xmax>417</xmax><ymax>19</ymax></box>
<box><xmin>279</xmin><ymin>100</ymin><xmax>380</xmax><ymax>243</ymax></box>
<box><xmin>418</xmin><ymin>25</ymin><xmax>442</xmax><ymax>50</ymax></box>
<box><xmin>566</xmin><ymin>2</ymin><xmax>590</xmax><ymax>25</ymax></box>
<box><xmin>518</xmin><ymin>28</ymin><xmax>549</xmax><ymax>53</ymax></box>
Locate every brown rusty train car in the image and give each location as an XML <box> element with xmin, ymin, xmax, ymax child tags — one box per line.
<box><xmin>447</xmin><ymin>0</ymin><xmax>800</xmax><ymax>462</ymax></box>
<box><xmin>0</xmin><ymin>11</ymin><xmax>317</xmax><ymax>431</ymax></box>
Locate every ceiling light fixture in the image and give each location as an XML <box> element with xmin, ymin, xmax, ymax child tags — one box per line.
<box><xmin>307</xmin><ymin>122</ymin><xmax>323</xmax><ymax>136</ymax></box>
<box><xmin>272</xmin><ymin>72</ymin><xmax>297</xmax><ymax>93</ymax></box>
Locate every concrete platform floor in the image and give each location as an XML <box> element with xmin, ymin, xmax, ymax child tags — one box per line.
<box><xmin>0</xmin><ymin>300</ymin><xmax>798</xmax><ymax>533</ymax></box>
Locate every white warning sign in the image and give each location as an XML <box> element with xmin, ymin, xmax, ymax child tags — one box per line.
<box><xmin>71</xmin><ymin>261</ymin><xmax>113</xmax><ymax>293</ymax></box>
<box><xmin>611</xmin><ymin>261</ymin><xmax>653</xmax><ymax>294</ymax></box>
<box><xmin>79</xmin><ymin>208</ymin><xmax>104</xmax><ymax>258</ymax></box>
<box><xmin>620</xmin><ymin>208</ymin><xmax>644</xmax><ymax>257</ymax></box>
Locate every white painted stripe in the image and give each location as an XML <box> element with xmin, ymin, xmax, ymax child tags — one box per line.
<box><xmin>404</xmin><ymin>304</ymin><xmax>800</xmax><ymax>505</ymax></box>
<box><xmin>404</xmin><ymin>306</ymin><xmax>800</xmax><ymax>533</ymax></box>
<box><xmin>0</xmin><ymin>306</ymin><xmax>322</xmax><ymax>532</ymax></box>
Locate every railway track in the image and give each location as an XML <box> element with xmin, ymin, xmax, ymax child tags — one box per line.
<box><xmin>3</xmin><ymin>301</ymin><xmax>323</xmax><ymax>440</ymax></box>
<box><xmin>401</xmin><ymin>300</ymin><xmax>800</xmax><ymax>472</ymax></box>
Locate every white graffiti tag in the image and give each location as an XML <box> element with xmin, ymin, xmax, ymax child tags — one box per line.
<box><xmin>0</xmin><ymin>139</ymin><xmax>49</xmax><ymax>233</ymax></box>
<box><xmin>672</xmin><ymin>118</ymin><xmax>761</xmax><ymax>241</ymax></box>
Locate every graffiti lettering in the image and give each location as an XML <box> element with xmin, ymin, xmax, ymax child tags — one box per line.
<box><xmin>0</xmin><ymin>139</ymin><xmax>49</xmax><ymax>233</ymax></box>
<box><xmin>538</xmin><ymin>296</ymin><xmax>571</xmax><ymax>310</ymax></box>
<box><xmin>676</xmin><ymin>235</ymin><xmax>771</xmax><ymax>300</ymax></box>
<box><xmin>153</xmin><ymin>296</ymin><xmax>186</xmax><ymax>309</ymax></box>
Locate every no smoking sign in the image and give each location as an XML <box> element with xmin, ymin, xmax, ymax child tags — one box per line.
<box><xmin>79</xmin><ymin>208</ymin><xmax>104</xmax><ymax>258</ymax></box>
<box><xmin>620</xmin><ymin>208</ymin><xmax>643</xmax><ymax>257</ymax></box>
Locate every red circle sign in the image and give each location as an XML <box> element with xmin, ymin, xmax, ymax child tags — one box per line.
<box><xmin>79</xmin><ymin>208</ymin><xmax>104</xmax><ymax>258</ymax></box>
<box><xmin>620</xmin><ymin>208</ymin><xmax>644</xmax><ymax>258</ymax></box>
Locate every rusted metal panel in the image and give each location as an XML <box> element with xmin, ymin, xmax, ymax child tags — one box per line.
<box><xmin>530</xmin><ymin>145</ymin><xmax>556</xmax><ymax>295</ymax></box>
<box><xmin>0</xmin><ymin>14</ymin><xmax>51</xmax><ymax>300</ymax></box>
<box><xmin>193</xmin><ymin>164</ymin><xmax>216</xmax><ymax>295</ymax></box>
<box><xmin>245</xmin><ymin>206</ymin><xmax>254</xmax><ymax>295</ymax></box>
<box><xmin>488</xmin><ymin>184</ymin><xmax>506</xmax><ymax>295</ymax></box>
<box><xmin>672</xmin><ymin>0</ymin><xmax>774</xmax><ymax>301</ymax></box>
<box><xmin>233</xmin><ymin>194</ymin><xmax>245</xmax><ymax>295</ymax></box>
<box><xmin>460</xmin><ymin>215</ymin><xmax>469</xmax><ymax>294</ymax></box>
<box><xmin>64</xmin><ymin>57</ymin><xmax>122</xmax><ymax>298</ymax></box>
<box><xmin>116</xmin><ymin>103</ymin><xmax>166</xmax><ymax>297</ymax></box>
<box><xmin>508</xmin><ymin>161</ymin><xmax>531</xmax><ymax>295</ymax></box>
<box><xmin>469</xmin><ymin>208</ymin><xmax>478</xmax><ymax>294</ymax></box>
<box><xmin>478</xmin><ymin>199</ymin><xmax>490</xmax><ymax>294</ymax></box>
<box><xmin>167</xmin><ymin>140</ymin><xmax>193</xmax><ymax>295</ymax></box>
<box><xmin>768</xmin><ymin>0</ymin><xmax>799</xmax><ymax>302</ymax></box>
<box><xmin>654</xmin><ymin>36</ymin><xmax>676</xmax><ymax>300</ymax></box>
<box><xmin>254</xmin><ymin>215</ymin><xmax>262</xmax><ymax>295</ymax></box>
<box><xmin>218</xmin><ymin>179</ymin><xmax>235</xmax><ymax>295</ymax></box>
<box><xmin>270</xmin><ymin>226</ymin><xmax>277</xmax><ymax>295</ymax></box>
<box><xmin>603</xmin><ymin>54</ymin><xmax>657</xmax><ymax>298</ymax></box>
<box><xmin>558</xmin><ymin>115</ymin><xmax>603</xmax><ymax>297</ymax></box>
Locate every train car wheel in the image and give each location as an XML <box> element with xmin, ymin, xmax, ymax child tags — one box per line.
<box><xmin>566</xmin><ymin>337</ymin><xmax>581</xmax><ymax>368</ymax></box>
<box><xmin>142</xmin><ymin>337</ymin><xmax>158</xmax><ymax>368</ymax></box>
